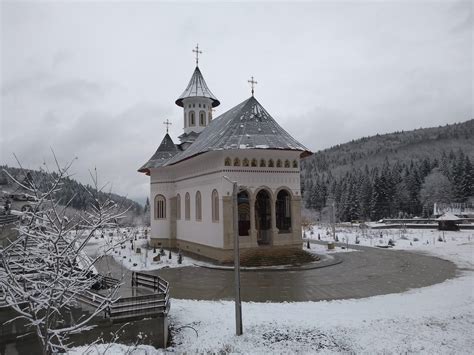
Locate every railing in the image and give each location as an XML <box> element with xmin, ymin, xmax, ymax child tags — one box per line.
<box><xmin>72</xmin><ymin>272</ymin><xmax>170</xmax><ymax>322</ymax></box>
<box><xmin>0</xmin><ymin>214</ymin><xmax>19</xmax><ymax>226</ymax></box>
<box><xmin>132</xmin><ymin>271</ymin><xmax>169</xmax><ymax>294</ymax></box>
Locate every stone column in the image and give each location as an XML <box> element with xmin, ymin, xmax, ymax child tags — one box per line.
<box><xmin>291</xmin><ymin>195</ymin><xmax>302</xmax><ymax>242</ymax></box>
<box><xmin>249</xmin><ymin>195</ymin><xmax>257</xmax><ymax>246</ymax></box>
<box><xmin>270</xmin><ymin>193</ymin><xmax>278</xmax><ymax>246</ymax></box>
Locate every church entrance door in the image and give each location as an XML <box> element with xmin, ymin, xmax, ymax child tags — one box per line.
<box><xmin>255</xmin><ymin>190</ymin><xmax>271</xmax><ymax>245</ymax></box>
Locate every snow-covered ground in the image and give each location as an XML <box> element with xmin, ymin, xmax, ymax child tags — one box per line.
<box><xmin>70</xmin><ymin>226</ymin><xmax>474</xmax><ymax>354</ymax></box>
<box><xmin>81</xmin><ymin>227</ymin><xmax>209</xmax><ymax>271</ymax></box>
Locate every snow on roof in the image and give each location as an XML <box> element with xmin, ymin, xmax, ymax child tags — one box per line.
<box><xmin>138</xmin><ymin>134</ymin><xmax>179</xmax><ymax>174</ymax></box>
<box><xmin>175</xmin><ymin>66</ymin><xmax>220</xmax><ymax>108</ymax></box>
<box><xmin>164</xmin><ymin>96</ymin><xmax>311</xmax><ymax>166</ymax></box>
<box><xmin>436</xmin><ymin>212</ymin><xmax>461</xmax><ymax>221</ymax></box>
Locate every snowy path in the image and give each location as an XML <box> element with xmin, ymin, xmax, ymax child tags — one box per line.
<box><xmin>73</xmin><ymin>228</ymin><xmax>474</xmax><ymax>353</ymax></box>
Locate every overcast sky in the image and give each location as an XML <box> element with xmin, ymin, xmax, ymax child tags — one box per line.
<box><xmin>1</xmin><ymin>0</ymin><xmax>472</xmax><ymax>203</ymax></box>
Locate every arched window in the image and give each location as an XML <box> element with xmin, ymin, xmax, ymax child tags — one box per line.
<box><xmin>276</xmin><ymin>190</ymin><xmax>292</xmax><ymax>232</ymax></box>
<box><xmin>234</xmin><ymin>158</ymin><xmax>240</xmax><ymax>166</ymax></box>
<box><xmin>284</xmin><ymin>159</ymin><xmax>290</xmax><ymax>168</ymax></box>
<box><xmin>189</xmin><ymin>112</ymin><xmax>195</xmax><ymax>126</ymax></box>
<box><xmin>276</xmin><ymin>159</ymin><xmax>282</xmax><ymax>168</ymax></box>
<box><xmin>251</xmin><ymin>158</ymin><xmax>257</xmax><ymax>167</ymax></box>
<box><xmin>212</xmin><ymin>189</ymin><xmax>219</xmax><ymax>222</ymax></box>
<box><xmin>292</xmin><ymin>160</ymin><xmax>298</xmax><ymax>168</ymax></box>
<box><xmin>176</xmin><ymin>194</ymin><xmax>181</xmax><ymax>220</ymax></box>
<box><xmin>260</xmin><ymin>159</ymin><xmax>266</xmax><ymax>167</ymax></box>
<box><xmin>225</xmin><ymin>157</ymin><xmax>232</xmax><ymax>166</ymax></box>
<box><xmin>184</xmin><ymin>112</ymin><xmax>187</xmax><ymax>128</ymax></box>
<box><xmin>199</xmin><ymin>111</ymin><xmax>206</xmax><ymax>126</ymax></box>
<box><xmin>185</xmin><ymin>192</ymin><xmax>190</xmax><ymax>220</ymax></box>
<box><xmin>195</xmin><ymin>191</ymin><xmax>202</xmax><ymax>221</ymax></box>
<box><xmin>268</xmin><ymin>159</ymin><xmax>274</xmax><ymax>167</ymax></box>
<box><xmin>242</xmin><ymin>158</ymin><xmax>249</xmax><ymax>167</ymax></box>
<box><xmin>238</xmin><ymin>190</ymin><xmax>250</xmax><ymax>236</ymax></box>
<box><xmin>154</xmin><ymin>195</ymin><xmax>166</xmax><ymax>220</ymax></box>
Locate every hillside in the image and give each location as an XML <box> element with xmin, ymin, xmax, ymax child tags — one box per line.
<box><xmin>0</xmin><ymin>165</ymin><xmax>145</xmax><ymax>225</ymax></box>
<box><xmin>301</xmin><ymin>119</ymin><xmax>474</xmax><ymax>221</ymax></box>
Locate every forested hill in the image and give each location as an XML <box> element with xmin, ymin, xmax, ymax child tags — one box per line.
<box><xmin>0</xmin><ymin>165</ymin><xmax>144</xmax><ymax>224</ymax></box>
<box><xmin>301</xmin><ymin>119</ymin><xmax>474</xmax><ymax>222</ymax></box>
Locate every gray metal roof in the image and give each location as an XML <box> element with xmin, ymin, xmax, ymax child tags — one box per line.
<box><xmin>164</xmin><ymin>96</ymin><xmax>311</xmax><ymax>166</ymax></box>
<box><xmin>138</xmin><ymin>134</ymin><xmax>179</xmax><ymax>174</ymax></box>
<box><xmin>175</xmin><ymin>67</ymin><xmax>220</xmax><ymax>108</ymax></box>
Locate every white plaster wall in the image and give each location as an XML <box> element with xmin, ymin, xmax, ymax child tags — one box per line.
<box><xmin>182</xmin><ymin>97</ymin><xmax>213</xmax><ymax>135</ymax></box>
<box><xmin>149</xmin><ymin>148</ymin><xmax>303</xmax><ymax>248</ymax></box>
<box><xmin>221</xmin><ymin>150</ymin><xmax>302</xmax><ymax>198</ymax></box>
<box><xmin>150</xmin><ymin>151</ymin><xmax>225</xmax><ymax>248</ymax></box>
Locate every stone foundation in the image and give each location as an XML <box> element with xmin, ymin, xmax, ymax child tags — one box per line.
<box><xmin>149</xmin><ymin>237</ymin><xmax>302</xmax><ymax>263</ymax></box>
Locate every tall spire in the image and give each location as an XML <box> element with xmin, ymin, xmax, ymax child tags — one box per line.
<box><xmin>175</xmin><ymin>67</ymin><xmax>220</xmax><ymax>107</ymax></box>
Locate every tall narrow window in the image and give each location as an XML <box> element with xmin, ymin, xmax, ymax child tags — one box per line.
<box><xmin>199</xmin><ymin>111</ymin><xmax>206</xmax><ymax>126</ymax></box>
<box><xmin>251</xmin><ymin>158</ymin><xmax>257</xmax><ymax>167</ymax></box>
<box><xmin>184</xmin><ymin>113</ymin><xmax>187</xmax><ymax>128</ymax></box>
<box><xmin>268</xmin><ymin>159</ymin><xmax>274</xmax><ymax>167</ymax></box>
<box><xmin>190</xmin><ymin>112</ymin><xmax>195</xmax><ymax>126</ymax></box>
<box><xmin>234</xmin><ymin>158</ymin><xmax>240</xmax><ymax>166</ymax></box>
<box><xmin>284</xmin><ymin>159</ymin><xmax>290</xmax><ymax>168</ymax></box>
<box><xmin>176</xmin><ymin>194</ymin><xmax>181</xmax><ymax>220</ymax></box>
<box><xmin>225</xmin><ymin>157</ymin><xmax>232</xmax><ymax>166</ymax></box>
<box><xmin>185</xmin><ymin>192</ymin><xmax>190</xmax><ymax>220</ymax></box>
<box><xmin>260</xmin><ymin>159</ymin><xmax>266</xmax><ymax>167</ymax></box>
<box><xmin>243</xmin><ymin>158</ymin><xmax>249</xmax><ymax>167</ymax></box>
<box><xmin>292</xmin><ymin>160</ymin><xmax>298</xmax><ymax>168</ymax></box>
<box><xmin>212</xmin><ymin>189</ymin><xmax>219</xmax><ymax>222</ymax></box>
<box><xmin>276</xmin><ymin>159</ymin><xmax>282</xmax><ymax>168</ymax></box>
<box><xmin>154</xmin><ymin>195</ymin><xmax>166</xmax><ymax>220</ymax></box>
<box><xmin>195</xmin><ymin>191</ymin><xmax>202</xmax><ymax>221</ymax></box>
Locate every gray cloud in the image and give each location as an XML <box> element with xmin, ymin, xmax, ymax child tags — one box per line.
<box><xmin>41</xmin><ymin>79</ymin><xmax>106</xmax><ymax>102</ymax></box>
<box><xmin>1</xmin><ymin>0</ymin><xmax>472</xmax><ymax>202</ymax></box>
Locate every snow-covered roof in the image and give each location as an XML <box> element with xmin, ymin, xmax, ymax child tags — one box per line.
<box><xmin>138</xmin><ymin>134</ymin><xmax>179</xmax><ymax>174</ymax></box>
<box><xmin>164</xmin><ymin>96</ymin><xmax>311</xmax><ymax>166</ymax></box>
<box><xmin>175</xmin><ymin>67</ymin><xmax>220</xmax><ymax>108</ymax></box>
<box><xmin>436</xmin><ymin>212</ymin><xmax>461</xmax><ymax>221</ymax></box>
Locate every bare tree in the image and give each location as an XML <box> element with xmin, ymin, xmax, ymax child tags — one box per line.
<box><xmin>0</xmin><ymin>154</ymin><xmax>129</xmax><ymax>354</ymax></box>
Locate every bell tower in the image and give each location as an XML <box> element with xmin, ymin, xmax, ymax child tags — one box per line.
<box><xmin>175</xmin><ymin>45</ymin><xmax>220</xmax><ymax>142</ymax></box>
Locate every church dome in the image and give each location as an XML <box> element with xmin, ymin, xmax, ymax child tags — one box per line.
<box><xmin>175</xmin><ymin>67</ymin><xmax>220</xmax><ymax>108</ymax></box>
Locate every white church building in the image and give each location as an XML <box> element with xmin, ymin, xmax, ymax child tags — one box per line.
<box><xmin>139</xmin><ymin>55</ymin><xmax>311</xmax><ymax>262</ymax></box>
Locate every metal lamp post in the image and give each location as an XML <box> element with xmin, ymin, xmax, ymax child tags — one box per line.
<box><xmin>224</xmin><ymin>176</ymin><xmax>243</xmax><ymax>336</ymax></box>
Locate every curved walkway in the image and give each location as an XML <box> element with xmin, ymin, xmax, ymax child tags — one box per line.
<box><xmin>97</xmin><ymin>245</ymin><xmax>457</xmax><ymax>303</ymax></box>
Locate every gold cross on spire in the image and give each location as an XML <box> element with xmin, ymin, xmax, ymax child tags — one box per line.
<box><xmin>163</xmin><ymin>119</ymin><xmax>172</xmax><ymax>134</ymax></box>
<box><xmin>192</xmin><ymin>44</ymin><xmax>202</xmax><ymax>66</ymax></box>
<box><xmin>248</xmin><ymin>76</ymin><xmax>258</xmax><ymax>96</ymax></box>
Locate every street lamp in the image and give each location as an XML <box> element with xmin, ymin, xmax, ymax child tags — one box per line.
<box><xmin>223</xmin><ymin>176</ymin><xmax>243</xmax><ymax>336</ymax></box>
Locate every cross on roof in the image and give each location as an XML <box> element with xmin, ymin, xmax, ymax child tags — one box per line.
<box><xmin>163</xmin><ymin>119</ymin><xmax>172</xmax><ymax>134</ymax></box>
<box><xmin>248</xmin><ymin>76</ymin><xmax>258</xmax><ymax>96</ymax></box>
<box><xmin>192</xmin><ymin>44</ymin><xmax>202</xmax><ymax>66</ymax></box>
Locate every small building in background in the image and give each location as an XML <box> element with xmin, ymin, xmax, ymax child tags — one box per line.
<box><xmin>436</xmin><ymin>212</ymin><xmax>461</xmax><ymax>231</ymax></box>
